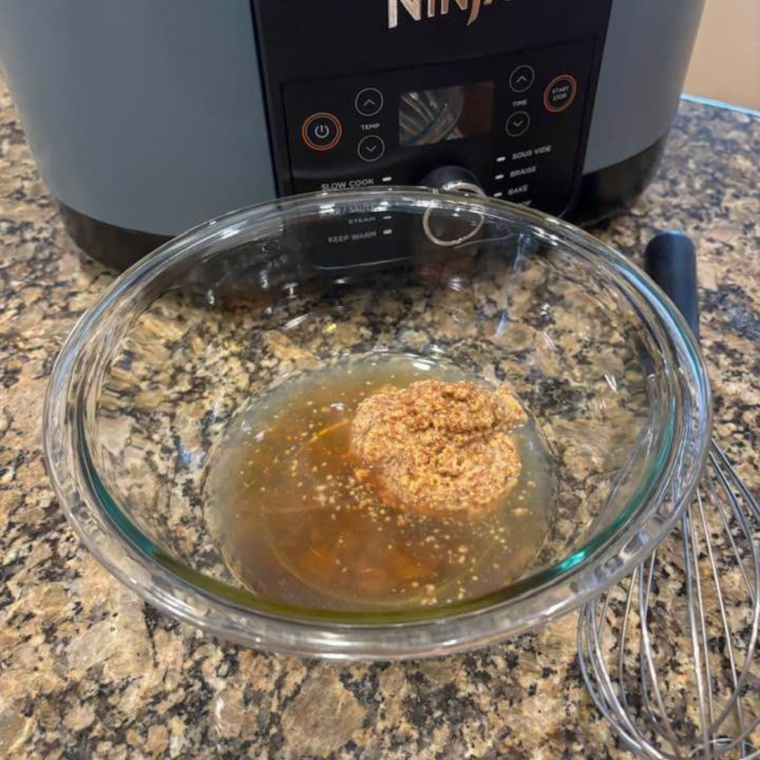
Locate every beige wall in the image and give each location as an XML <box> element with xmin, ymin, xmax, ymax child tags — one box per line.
<box><xmin>685</xmin><ymin>0</ymin><xmax>760</xmax><ymax>110</ymax></box>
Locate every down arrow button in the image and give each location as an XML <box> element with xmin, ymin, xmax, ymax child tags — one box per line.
<box><xmin>357</xmin><ymin>135</ymin><xmax>386</xmax><ymax>163</ymax></box>
<box><xmin>506</xmin><ymin>111</ymin><xmax>531</xmax><ymax>138</ymax></box>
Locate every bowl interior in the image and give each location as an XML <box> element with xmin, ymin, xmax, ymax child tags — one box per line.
<box><xmin>79</xmin><ymin>191</ymin><xmax>680</xmax><ymax>624</ymax></box>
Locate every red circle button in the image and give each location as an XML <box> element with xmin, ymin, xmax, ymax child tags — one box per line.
<box><xmin>544</xmin><ymin>75</ymin><xmax>578</xmax><ymax>114</ymax></box>
<box><xmin>302</xmin><ymin>112</ymin><xmax>343</xmax><ymax>152</ymax></box>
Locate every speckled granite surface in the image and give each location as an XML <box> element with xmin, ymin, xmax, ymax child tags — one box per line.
<box><xmin>1</xmin><ymin>69</ymin><xmax>758</xmax><ymax>759</ymax></box>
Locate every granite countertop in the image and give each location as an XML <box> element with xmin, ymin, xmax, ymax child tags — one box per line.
<box><xmin>1</xmin><ymin>69</ymin><xmax>758</xmax><ymax>760</ymax></box>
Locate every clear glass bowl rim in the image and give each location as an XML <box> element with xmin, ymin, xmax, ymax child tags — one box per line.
<box><xmin>43</xmin><ymin>188</ymin><xmax>712</xmax><ymax>659</ymax></box>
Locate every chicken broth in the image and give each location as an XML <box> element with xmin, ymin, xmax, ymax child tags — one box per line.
<box><xmin>204</xmin><ymin>354</ymin><xmax>556</xmax><ymax>611</ymax></box>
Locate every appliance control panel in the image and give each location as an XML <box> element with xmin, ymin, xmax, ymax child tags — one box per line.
<box><xmin>283</xmin><ymin>38</ymin><xmax>595</xmax><ymax>217</ymax></box>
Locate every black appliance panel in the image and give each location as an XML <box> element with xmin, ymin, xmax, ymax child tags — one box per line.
<box><xmin>252</xmin><ymin>0</ymin><xmax>613</xmax><ymax>213</ymax></box>
<box><xmin>283</xmin><ymin>38</ymin><xmax>595</xmax><ymax>215</ymax></box>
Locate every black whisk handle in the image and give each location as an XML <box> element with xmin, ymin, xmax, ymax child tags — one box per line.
<box><xmin>644</xmin><ymin>231</ymin><xmax>701</xmax><ymax>343</ymax></box>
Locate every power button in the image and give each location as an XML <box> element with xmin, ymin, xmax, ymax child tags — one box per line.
<box><xmin>302</xmin><ymin>112</ymin><xmax>343</xmax><ymax>152</ymax></box>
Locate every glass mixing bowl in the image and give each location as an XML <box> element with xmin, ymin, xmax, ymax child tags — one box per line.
<box><xmin>44</xmin><ymin>189</ymin><xmax>711</xmax><ymax>659</ymax></box>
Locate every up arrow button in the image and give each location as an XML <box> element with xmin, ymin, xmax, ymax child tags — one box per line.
<box><xmin>509</xmin><ymin>65</ymin><xmax>535</xmax><ymax>94</ymax></box>
<box><xmin>355</xmin><ymin>88</ymin><xmax>384</xmax><ymax>117</ymax></box>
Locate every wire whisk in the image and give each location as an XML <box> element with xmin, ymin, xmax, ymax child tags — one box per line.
<box><xmin>579</xmin><ymin>442</ymin><xmax>760</xmax><ymax>759</ymax></box>
<box><xmin>578</xmin><ymin>232</ymin><xmax>760</xmax><ymax>760</ymax></box>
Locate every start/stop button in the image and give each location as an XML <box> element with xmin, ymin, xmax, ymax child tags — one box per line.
<box><xmin>544</xmin><ymin>75</ymin><xmax>578</xmax><ymax>114</ymax></box>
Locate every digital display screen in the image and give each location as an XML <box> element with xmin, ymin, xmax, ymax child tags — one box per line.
<box><xmin>399</xmin><ymin>81</ymin><xmax>494</xmax><ymax>147</ymax></box>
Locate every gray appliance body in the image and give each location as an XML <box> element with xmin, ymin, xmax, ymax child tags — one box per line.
<box><xmin>0</xmin><ymin>0</ymin><xmax>705</xmax><ymax>268</ymax></box>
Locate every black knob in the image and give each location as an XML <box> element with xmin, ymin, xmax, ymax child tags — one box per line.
<box><xmin>419</xmin><ymin>166</ymin><xmax>484</xmax><ymax>197</ymax></box>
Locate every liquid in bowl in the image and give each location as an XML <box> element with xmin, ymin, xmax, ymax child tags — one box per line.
<box><xmin>204</xmin><ymin>353</ymin><xmax>557</xmax><ymax>612</ymax></box>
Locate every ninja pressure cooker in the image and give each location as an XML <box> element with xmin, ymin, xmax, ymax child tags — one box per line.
<box><xmin>0</xmin><ymin>0</ymin><xmax>705</xmax><ymax>268</ymax></box>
